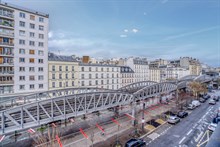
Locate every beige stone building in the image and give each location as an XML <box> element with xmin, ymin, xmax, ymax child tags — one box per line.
<box><xmin>48</xmin><ymin>53</ymin><xmax>79</xmax><ymax>90</ymax></box>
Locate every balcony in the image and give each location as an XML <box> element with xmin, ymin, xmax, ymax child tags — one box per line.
<box><xmin>0</xmin><ymin>71</ymin><xmax>14</xmax><ymax>75</ymax></box>
<box><xmin>0</xmin><ymin>52</ymin><xmax>14</xmax><ymax>57</ymax></box>
<box><xmin>0</xmin><ymin>42</ymin><xmax>14</xmax><ymax>46</ymax></box>
<box><xmin>0</xmin><ymin>21</ymin><xmax>14</xmax><ymax>29</ymax></box>
<box><xmin>0</xmin><ymin>31</ymin><xmax>14</xmax><ymax>38</ymax></box>
<box><xmin>0</xmin><ymin>80</ymin><xmax>14</xmax><ymax>85</ymax></box>
<box><xmin>0</xmin><ymin>11</ymin><xmax>14</xmax><ymax>19</ymax></box>
<box><xmin>0</xmin><ymin>62</ymin><xmax>14</xmax><ymax>66</ymax></box>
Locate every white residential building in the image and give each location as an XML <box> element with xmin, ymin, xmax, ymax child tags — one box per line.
<box><xmin>79</xmin><ymin>63</ymin><xmax>121</xmax><ymax>90</ymax></box>
<box><xmin>0</xmin><ymin>2</ymin><xmax>49</xmax><ymax>95</ymax></box>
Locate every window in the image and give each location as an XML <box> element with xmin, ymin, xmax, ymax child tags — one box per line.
<box><xmin>66</xmin><ymin>73</ymin><xmax>68</xmax><ymax>79</ymax></box>
<box><xmin>19</xmin><ymin>30</ymin><xmax>25</xmax><ymax>36</ymax></box>
<box><xmin>38</xmin><ymin>75</ymin><xmax>44</xmax><ymax>80</ymax></box>
<box><xmin>19</xmin><ymin>49</ymin><xmax>25</xmax><ymax>54</ymax></box>
<box><xmin>29</xmin><ymin>76</ymin><xmax>35</xmax><ymax>81</ymax></box>
<box><xmin>52</xmin><ymin>65</ymin><xmax>55</xmax><ymax>71</ymax></box>
<box><xmin>38</xmin><ymin>59</ymin><xmax>43</xmax><ymax>63</ymax></box>
<box><xmin>72</xmin><ymin>81</ymin><xmax>74</xmax><ymax>86</ymax></box>
<box><xmin>29</xmin><ymin>50</ymin><xmax>35</xmax><ymax>54</ymax></box>
<box><xmin>59</xmin><ymin>82</ymin><xmax>62</xmax><ymax>87</ymax></box>
<box><xmin>101</xmin><ymin>74</ymin><xmax>103</xmax><ymax>78</ymax></box>
<box><xmin>112</xmin><ymin>74</ymin><xmax>114</xmax><ymax>78</ymax></box>
<box><xmin>20</xmin><ymin>12</ymin><xmax>25</xmax><ymax>18</ymax></box>
<box><xmin>19</xmin><ymin>76</ymin><xmax>25</xmax><ymax>81</ymax></box>
<box><xmin>19</xmin><ymin>85</ymin><xmax>25</xmax><ymax>90</ymax></box>
<box><xmin>89</xmin><ymin>74</ymin><xmax>92</xmax><ymax>79</ymax></box>
<box><xmin>30</xmin><ymin>32</ymin><xmax>35</xmax><ymax>37</ymax></box>
<box><xmin>30</xmin><ymin>84</ymin><xmax>35</xmax><ymax>89</ymax></box>
<box><xmin>39</xmin><ymin>84</ymin><xmax>43</xmax><ymax>89</ymax></box>
<box><xmin>72</xmin><ymin>66</ymin><xmax>74</xmax><ymax>71</ymax></box>
<box><xmin>38</xmin><ymin>50</ymin><xmax>44</xmax><ymax>56</ymax></box>
<box><xmin>89</xmin><ymin>81</ymin><xmax>92</xmax><ymax>86</ymax></box>
<box><xmin>89</xmin><ymin>67</ymin><xmax>91</xmax><ymax>71</ymax></box>
<box><xmin>39</xmin><ymin>25</ymin><xmax>44</xmax><ymax>31</ymax></box>
<box><xmin>95</xmin><ymin>80</ymin><xmax>98</xmax><ymax>85</ymax></box>
<box><xmin>52</xmin><ymin>82</ymin><xmax>55</xmax><ymax>88</ymax></box>
<box><xmin>19</xmin><ymin>58</ymin><xmax>25</xmax><ymax>63</ymax></box>
<box><xmin>30</xmin><ymin>23</ymin><xmax>35</xmax><ymax>29</ymax></box>
<box><xmin>29</xmin><ymin>41</ymin><xmax>35</xmax><ymax>46</ymax></box>
<box><xmin>107</xmin><ymin>80</ymin><xmax>109</xmax><ymax>84</ymax></box>
<box><xmin>59</xmin><ymin>66</ymin><xmax>62</xmax><ymax>71</ymax></box>
<box><xmin>19</xmin><ymin>21</ymin><xmax>25</xmax><ymax>27</ymax></box>
<box><xmin>66</xmin><ymin>66</ymin><xmax>68</xmax><ymax>71</ymax></box>
<box><xmin>19</xmin><ymin>39</ymin><xmax>25</xmax><ymax>45</ymax></box>
<box><xmin>112</xmin><ymin>68</ymin><xmax>114</xmax><ymax>72</ymax></box>
<box><xmin>96</xmin><ymin>67</ymin><xmax>98</xmax><ymax>71</ymax></box>
<box><xmin>66</xmin><ymin>81</ymin><xmax>68</xmax><ymax>87</ymax></box>
<box><xmin>107</xmin><ymin>68</ymin><xmax>109</xmax><ymax>72</ymax></box>
<box><xmin>39</xmin><ymin>34</ymin><xmax>44</xmax><ymax>39</ymax></box>
<box><xmin>38</xmin><ymin>67</ymin><xmax>43</xmax><ymax>72</ymax></box>
<box><xmin>19</xmin><ymin>67</ymin><xmax>25</xmax><ymax>72</ymax></box>
<box><xmin>81</xmin><ymin>74</ymin><xmax>84</xmax><ymax>79</ymax></box>
<box><xmin>72</xmin><ymin>73</ymin><xmax>74</xmax><ymax>79</ymax></box>
<box><xmin>81</xmin><ymin>81</ymin><xmax>84</xmax><ymax>86</ymax></box>
<box><xmin>112</xmin><ymin>79</ymin><xmax>114</xmax><ymax>84</ymax></box>
<box><xmin>29</xmin><ymin>67</ymin><xmax>35</xmax><ymax>72</ymax></box>
<box><xmin>59</xmin><ymin>74</ymin><xmax>62</xmax><ymax>79</ymax></box>
<box><xmin>96</xmin><ymin>73</ymin><xmax>98</xmax><ymax>78</ymax></box>
<box><xmin>52</xmin><ymin>74</ymin><xmax>55</xmax><ymax>79</ymax></box>
<box><xmin>38</xmin><ymin>42</ymin><xmax>44</xmax><ymax>47</ymax></box>
<box><xmin>30</xmin><ymin>15</ymin><xmax>35</xmax><ymax>20</ymax></box>
<box><xmin>107</xmin><ymin>74</ymin><xmax>109</xmax><ymax>78</ymax></box>
<box><xmin>101</xmin><ymin>80</ymin><xmax>103</xmax><ymax>84</ymax></box>
<box><xmin>39</xmin><ymin>17</ymin><xmax>44</xmax><ymax>22</ymax></box>
<box><xmin>81</xmin><ymin>67</ymin><xmax>84</xmax><ymax>71</ymax></box>
<box><xmin>29</xmin><ymin>58</ymin><xmax>35</xmax><ymax>63</ymax></box>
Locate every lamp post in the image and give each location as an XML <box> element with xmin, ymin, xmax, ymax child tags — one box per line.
<box><xmin>175</xmin><ymin>73</ymin><xmax>179</xmax><ymax>109</ymax></box>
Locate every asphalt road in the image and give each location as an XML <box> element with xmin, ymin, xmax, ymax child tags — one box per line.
<box><xmin>144</xmin><ymin>91</ymin><xmax>220</xmax><ymax>147</ymax></box>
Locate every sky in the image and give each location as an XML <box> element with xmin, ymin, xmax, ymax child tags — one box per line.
<box><xmin>5</xmin><ymin>0</ymin><xmax>220</xmax><ymax>67</ymax></box>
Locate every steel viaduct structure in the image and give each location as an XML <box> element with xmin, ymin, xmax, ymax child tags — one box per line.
<box><xmin>0</xmin><ymin>75</ymin><xmax>213</xmax><ymax>134</ymax></box>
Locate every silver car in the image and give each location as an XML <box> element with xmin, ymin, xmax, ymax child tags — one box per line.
<box><xmin>167</xmin><ymin>116</ymin><xmax>180</xmax><ymax>124</ymax></box>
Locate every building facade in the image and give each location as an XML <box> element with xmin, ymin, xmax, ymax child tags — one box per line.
<box><xmin>120</xmin><ymin>66</ymin><xmax>134</xmax><ymax>87</ymax></box>
<box><xmin>48</xmin><ymin>53</ymin><xmax>79</xmax><ymax>90</ymax></box>
<box><xmin>79</xmin><ymin>63</ymin><xmax>121</xmax><ymax>90</ymax></box>
<box><xmin>0</xmin><ymin>2</ymin><xmax>49</xmax><ymax>95</ymax></box>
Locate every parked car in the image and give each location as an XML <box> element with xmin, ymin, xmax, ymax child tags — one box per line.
<box><xmin>203</xmin><ymin>95</ymin><xmax>210</xmax><ymax>100</ymax></box>
<box><xmin>167</xmin><ymin>116</ymin><xmax>180</xmax><ymax>124</ymax></box>
<box><xmin>209</xmin><ymin>99</ymin><xmax>216</xmax><ymax>105</ymax></box>
<box><xmin>192</xmin><ymin>100</ymin><xmax>201</xmax><ymax>107</ymax></box>
<box><xmin>187</xmin><ymin>104</ymin><xmax>196</xmax><ymax>110</ymax></box>
<box><xmin>199</xmin><ymin>98</ymin><xmax>206</xmax><ymax>103</ymax></box>
<box><xmin>177</xmin><ymin>111</ymin><xmax>188</xmax><ymax>118</ymax></box>
<box><xmin>125</xmin><ymin>139</ymin><xmax>146</xmax><ymax>147</ymax></box>
<box><xmin>163</xmin><ymin>111</ymin><xmax>176</xmax><ymax>119</ymax></box>
<box><xmin>213</xmin><ymin>96</ymin><xmax>219</xmax><ymax>102</ymax></box>
<box><xmin>208</xmin><ymin>123</ymin><xmax>217</xmax><ymax>132</ymax></box>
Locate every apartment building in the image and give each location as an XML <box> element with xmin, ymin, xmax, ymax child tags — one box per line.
<box><xmin>79</xmin><ymin>63</ymin><xmax>121</xmax><ymax>90</ymax></box>
<box><xmin>149</xmin><ymin>68</ymin><xmax>161</xmax><ymax>82</ymax></box>
<box><xmin>48</xmin><ymin>53</ymin><xmax>79</xmax><ymax>90</ymax></box>
<box><xmin>119</xmin><ymin>57</ymin><xmax>149</xmax><ymax>82</ymax></box>
<box><xmin>0</xmin><ymin>2</ymin><xmax>49</xmax><ymax>95</ymax></box>
<box><xmin>120</xmin><ymin>66</ymin><xmax>134</xmax><ymax>87</ymax></box>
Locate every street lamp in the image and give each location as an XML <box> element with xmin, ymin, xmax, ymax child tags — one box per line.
<box><xmin>175</xmin><ymin>73</ymin><xmax>179</xmax><ymax>109</ymax></box>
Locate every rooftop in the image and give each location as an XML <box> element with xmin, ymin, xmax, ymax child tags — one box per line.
<box><xmin>48</xmin><ymin>52</ymin><xmax>77</xmax><ymax>62</ymax></box>
<box><xmin>0</xmin><ymin>1</ymin><xmax>49</xmax><ymax>17</ymax></box>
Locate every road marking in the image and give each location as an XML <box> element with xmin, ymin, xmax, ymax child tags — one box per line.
<box><xmin>179</xmin><ymin>136</ymin><xmax>186</xmax><ymax>144</ymax></box>
<box><xmin>195</xmin><ymin>131</ymin><xmax>204</xmax><ymax>142</ymax></box>
<box><xmin>187</xmin><ymin>129</ymin><xmax>193</xmax><ymax>135</ymax></box>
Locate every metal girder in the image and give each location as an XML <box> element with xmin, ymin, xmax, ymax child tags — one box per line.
<box><xmin>0</xmin><ymin>87</ymin><xmax>113</xmax><ymax>111</ymax></box>
<box><xmin>118</xmin><ymin>81</ymin><xmax>157</xmax><ymax>93</ymax></box>
<box><xmin>194</xmin><ymin>75</ymin><xmax>212</xmax><ymax>83</ymax></box>
<box><xmin>0</xmin><ymin>92</ymin><xmax>134</xmax><ymax>134</ymax></box>
<box><xmin>133</xmin><ymin>82</ymin><xmax>177</xmax><ymax>100</ymax></box>
<box><xmin>179</xmin><ymin>75</ymin><xmax>198</xmax><ymax>81</ymax></box>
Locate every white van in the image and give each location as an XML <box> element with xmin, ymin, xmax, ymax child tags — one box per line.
<box><xmin>192</xmin><ymin>100</ymin><xmax>201</xmax><ymax>107</ymax></box>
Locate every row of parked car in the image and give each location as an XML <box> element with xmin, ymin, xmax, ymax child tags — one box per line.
<box><xmin>208</xmin><ymin>107</ymin><xmax>220</xmax><ymax>132</ymax></box>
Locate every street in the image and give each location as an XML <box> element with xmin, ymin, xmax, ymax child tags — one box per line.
<box><xmin>144</xmin><ymin>91</ymin><xmax>220</xmax><ymax>147</ymax></box>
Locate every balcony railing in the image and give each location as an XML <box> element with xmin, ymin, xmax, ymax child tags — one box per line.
<box><xmin>0</xmin><ymin>62</ymin><xmax>14</xmax><ymax>65</ymax></box>
<box><xmin>0</xmin><ymin>12</ymin><xmax>14</xmax><ymax>19</ymax></box>
<box><xmin>0</xmin><ymin>52</ymin><xmax>14</xmax><ymax>56</ymax></box>
<box><xmin>0</xmin><ymin>42</ymin><xmax>14</xmax><ymax>46</ymax></box>
<box><xmin>0</xmin><ymin>32</ymin><xmax>14</xmax><ymax>37</ymax></box>
<box><xmin>0</xmin><ymin>71</ymin><xmax>14</xmax><ymax>75</ymax></box>
<box><xmin>0</xmin><ymin>22</ymin><xmax>14</xmax><ymax>28</ymax></box>
<box><xmin>0</xmin><ymin>80</ymin><xmax>14</xmax><ymax>84</ymax></box>
<box><xmin>0</xmin><ymin>90</ymin><xmax>14</xmax><ymax>95</ymax></box>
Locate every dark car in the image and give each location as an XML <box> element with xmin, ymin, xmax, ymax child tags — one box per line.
<box><xmin>199</xmin><ymin>98</ymin><xmax>206</xmax><ymax>103</ymax></box>
<box><xmin>125</xmin><ymin>139</ymin><xmax>146</xmax><ymax>147</ymax></box>
<box><xmin>203</xmin><ymin>95</ymin><xmax>209</xmax><ymax>100</ymax></box>
<box><xmin>177</xmin><ymin>111</ymin><xmax>188</xmax><ymax>118</ymax></box>
<box><xmin>213</xmin><ymin>96</ymin><xmax>219</xmax><ymax>102</ymax></box>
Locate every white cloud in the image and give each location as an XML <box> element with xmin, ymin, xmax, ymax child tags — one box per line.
<box><xmin>124</xmin><ymin>29</ymin><xmax>129</xmax><ymax>33</ymax></box>
<box><xmin>132</xmin><ymin>29</ymin><xmax>139</xmax><ymax>33</ymax></box>
<box><xmin>48</xmin><ymin>31</ymin><xmax>53</xmax><ymax>38</ymax></box>
<box><xmin>120</xmin><ymin>34</ymin><xmax>127</xmax><ymax>38</ymax></box>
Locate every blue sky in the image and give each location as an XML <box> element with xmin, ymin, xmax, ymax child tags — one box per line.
<box><xmin>6</xmin><ymin>0</ymin><xmax>220</xmax><ymax>66</ymax></box>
